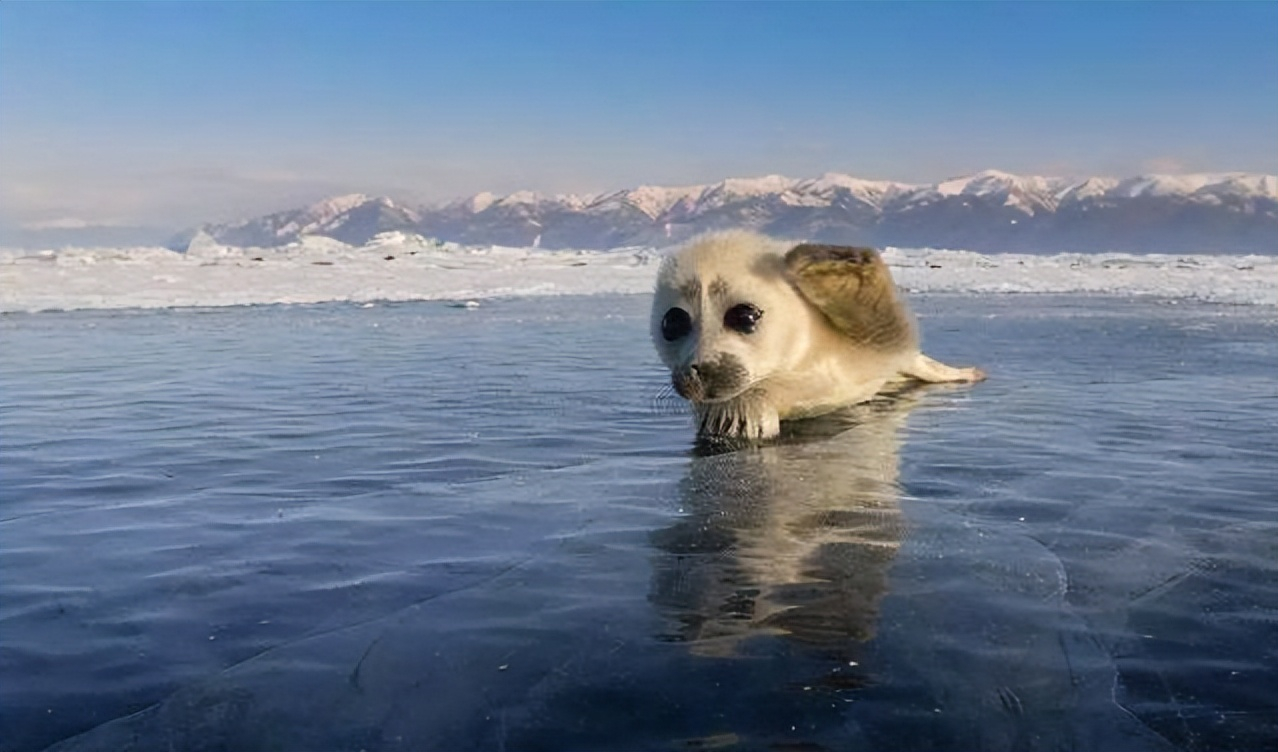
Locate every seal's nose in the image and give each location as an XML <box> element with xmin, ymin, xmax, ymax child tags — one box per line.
<box><xmin>672</xmin><ymin>364</ymin><xmax>705</xmax><ymax>402</ymax></box>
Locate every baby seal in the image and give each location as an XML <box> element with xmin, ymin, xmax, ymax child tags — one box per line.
<box><xmin>651</xmin><ymin>231</ymin><xmax>985</xmax><ymax>440</ymax></box>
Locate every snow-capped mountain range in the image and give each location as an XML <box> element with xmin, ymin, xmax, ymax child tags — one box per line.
<box><xmin>179</xmin><ymin>170</ymin><xmax>1278</xmax><ymax>254</ymax></box>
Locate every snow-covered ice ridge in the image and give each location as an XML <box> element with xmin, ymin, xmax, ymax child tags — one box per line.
<box><xmin>2</xmin><ymin>232</ymin><xmax>1274</xmax><ymax>313</ymax></box>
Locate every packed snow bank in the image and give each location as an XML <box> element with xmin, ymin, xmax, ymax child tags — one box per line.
<box><xmin>0</xmin><ymin>236</ymin><xmax>661</xmax><ymax>313</ymax></box>
<box><xmin>880</xmin><ymin>247</ymin><xmax>1276</xmax><ymax>306</ymax></box>
<box><xmin>1</xmin><ymin>235</ymin><xmax>1274</xmax><ymax>313</ymax></box>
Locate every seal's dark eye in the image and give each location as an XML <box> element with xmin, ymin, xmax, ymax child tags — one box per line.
<box><xmin>661</xmin><ymin>307</ymin><xmax>692</xmax><ymax>341</ymax></box>
<box><xmin>724</xmin><ymin>303</ymin><xmax>763</xmax><ymax>334</ymax></box>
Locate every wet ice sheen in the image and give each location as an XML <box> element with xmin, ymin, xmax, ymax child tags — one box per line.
<box><xmin>1</xmin><ymin>295</ymin><xmax>1275</xmax><ymax>751</ymax></box>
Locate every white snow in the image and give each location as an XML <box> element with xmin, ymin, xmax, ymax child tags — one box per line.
<box><xmin>314</xmin><ymin>193</ymin><xmax>374</xmax><ymax>216</ymax></box>
<box><xmin>494</xmin><ymin>190</ymin><xmax>543</xmax><ymax>207</ymax></box>
<box><xmin>1</xmin><ymin>237</ymin><xmax>1274</xmax><ymax>313</ymax></box>
<box><xmin>713</xmin><ymin>175</ymin><xmax>800</xmax><ymax>197</ymax></box>
<box><xmin>589</xmin><ymin>185</ymin><xmax>706</xmax><ymax>219</ymax></box>
<box><xmin>455</xmin><ymin>192</ymin><xmax>499</xmax><ymax>214</ymax></box>
<box><xmin>934</xmin><ymin>169</ymin><xmax>1015</xmax><ymax>197</ymax></box>
<box><xmin>1054</xmin><ymin>177</ymin><xmax>1120</xmax><ymax>204</ymax></box>
<box><xmin>694</xmin><ymin>175</ymin><xmax>801</xmax><ymax>210</ymax></box>
<box><xmin>918</xmin><ymin>170</ymin><xmax>1071</xmax><ymax>215</ymax></box>
<box><xmin>1109</xmin><ymin>173</ymin><xmax>1278</xmax><ymax>201</ymax></box>
<box><xmin>879</xmin><ymin>247</ymin><xmax>1276</xmax><ymax>305</ymax></box>
<box><xmin>1239</xmin><ymin>174</ymin><xmax>1278</xmax><ymax>198</ymax></box>
<box><xmin>277</xmin><ymin>193</ymin><xmax>373</xmax><ymax>236</ymax></box>
<box><xmin>794</xmin><ymin>173</ymin><xmax>912</xmax><ymax>206</ymax></box>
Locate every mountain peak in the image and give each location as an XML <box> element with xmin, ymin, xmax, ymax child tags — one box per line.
<box><xmin>188</xmin><ymin>169</ymin><xmax>1278</xmax><ymax>254</ymax></box>
<box><xmin>934</xmin><ymin>169</ymin><xmax>1036</xmax><ymax>196</ymax></box>
<box><xmin>589</xmin><ymin>184</ymin><xmax>706</xmax><ymax>219</ymax></box>
<box><xmin>1114</xmin><ymin>173</ymin><xmax>1278</xmax><ymax>200</ymax></box>
<box><xmin>307</xmin><ymin>193</ymin><xmax>373</xmax><ymax>218</ymax></box>
<box><xmin>451</xmin><ymin>192</ymin><xmax>499</xmax><ymax>213</ymax></box>
<box><xmin>711</xmin><ymin>174</ymin><xmax>799</xmax><ymax>196</ymax></box>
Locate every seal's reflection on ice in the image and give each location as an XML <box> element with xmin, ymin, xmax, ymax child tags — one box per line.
<box><xmin>649</xmin><ymin>390</ymin><xmax>919</xmax><ymax>666</ymax></box>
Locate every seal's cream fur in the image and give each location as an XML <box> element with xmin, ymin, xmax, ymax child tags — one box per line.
<box><xmin>651</xmin><ymin>231</ymin><xmax>984</xmax><ymax>440</ymax></box>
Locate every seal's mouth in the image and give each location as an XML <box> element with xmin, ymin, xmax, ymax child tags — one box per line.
<box><xmin>672</xmin><ymin>354</ymin><xmax>751</xmax><ymax>404</ymax></box>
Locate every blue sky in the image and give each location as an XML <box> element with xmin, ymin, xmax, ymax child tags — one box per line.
<box><xmin>2</xmin><ymin>2</ymin><xmax>1276</xmax><ymax>234</ymax></box>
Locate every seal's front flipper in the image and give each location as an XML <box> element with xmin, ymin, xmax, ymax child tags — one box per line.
<box><xmin>784</xmin><ymin>244</ymin><xmax>916</xmax><ymax>352</ymax></box>
<box><xmin>900</xmin><ymin>353</ymin><xmax>987</xmax><ymax>384</ymax></box>
<box><xmin>695</xmin><ymin>391</ymin><xmax>781</xmax><ymax>441</ymax></box>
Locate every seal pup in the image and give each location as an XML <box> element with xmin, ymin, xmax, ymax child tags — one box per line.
<box><xmin>651</xmin><ymin>231</ymin><xmax>984</xmax><ymax>440</ymax></box>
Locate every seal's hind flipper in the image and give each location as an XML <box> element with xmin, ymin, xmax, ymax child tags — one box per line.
<box><xmin>900</xmin><ymin>353</ymin><xmax>987</xmax><ymax>384</ymax></box>
<box><xmin>784</xmin><ymin>244</ymin><xmax>916</xmax><ymax>351</ymax></box>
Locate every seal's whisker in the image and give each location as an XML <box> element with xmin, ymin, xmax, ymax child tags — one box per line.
<box><xmin>649</xmin><ymin>384</ymin><xmax>690</xmax><ymax>416</ymax></box>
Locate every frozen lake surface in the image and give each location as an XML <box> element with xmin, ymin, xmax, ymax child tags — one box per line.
<box><xmin>2</xmin><ymin>294</ymin><xmax>1276</xmax><ymax>751</ymax></box>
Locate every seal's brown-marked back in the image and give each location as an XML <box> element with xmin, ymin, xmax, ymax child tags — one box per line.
<box><xmin>785</xmin><ymin>243</ymin><xmax>916</xmax><ymax>352</ymax></box>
